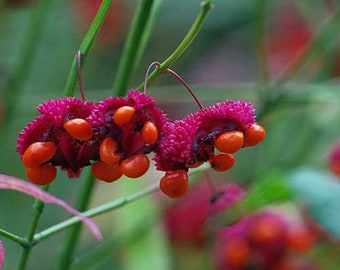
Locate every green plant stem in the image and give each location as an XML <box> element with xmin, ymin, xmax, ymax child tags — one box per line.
<box><xmin>55</xmin><ymin>1</ymin><xmax>159</xmax><ymax>268</ymax></box>
<box><xmin>0</xmin><ymin>0</ymin><xmax>51</xmax><ymax>128</ymax></box>
<box><xmin>63</xmin><ymin>0</ymin><xmax>114</xmax><ymax>97</ymax></box>
<box><xmin>34</xmin><ymin>164</ymin><xmax>209</xmax><ymax>244</ymax></box>
<box><xmin>133</xmin><ymin>0</ymin><xmax>162</xmax><ymax>71</ymax></box>
<box><xmin>113</xmin><ymin>0</ymin><xmax>161</xmax><ymax>96</ymax></box>
<box><xmin>17</xmin><ymin>185</ymin><xmax>49</xmax><ymax>270</ymax></box>
<box><xmin>55</xmin><ymin>172</ymin><xmax>95</xmax><ymax>270</ymax></box>
<box><xmin>57</xmin><ymin>1</ymin><xmax>116</xmax><ymax>267</ymax></box>
<box><xmin>35</xmin><ymin>182</ymin><xmax>159</xmax><ymax>243</ymax></box>
<box><xmin>137</xmin><ymin>0</ymin><xmax>213</xmax><ymax>91</ymax></box>
<box><xmin>254</xmin><ymin>0</ymin><xmax>268</xmax><ymax>83</ymax></box>
<box><xmin>0</xmin><ymin>229</ymin><xmax>26</xmax><ymax>247</ymax></box>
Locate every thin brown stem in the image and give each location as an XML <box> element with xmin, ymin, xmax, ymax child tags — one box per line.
<box><xmin>166</xmin><ymin>68</ymin><xmax>204</xmax><ymax>109</ymax></box>
<box><xmin>144</xmin><ymin>61</ymin><xmax>160</xmax><ymax>94</ymax></box>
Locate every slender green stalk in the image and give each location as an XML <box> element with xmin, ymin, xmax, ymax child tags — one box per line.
<box><xmin>17</xmin><ymin>186</ymin><xmax>49</xmax><ymax>270</ymax></box>
<box><xmin>55</xmin><ymin>1</ymin><xmax>158</xmax><ymax>268</ymax></box>
<box><xmin>63</xmin><ymin>0</ymin><xmax>114</xmax><ymax>97</ymax></box>
<box><xmin>133</xmin><ymin>0</ymin><xmax>162</xmax><ymax>70</ymax></box>
<box><xmin>0</xmin><ymin>0</ymin><xmax>52</xmax><ymax>128</ymax></box>
<box><xmin>55</xmin><ymin>172</ymin><xmax>95</xmax><ymax>270</ymax></box>
<box><xmin>254</xmin><ymin>0</ymin><xmax>268</xmax><ymax>83</ymax></box>
<box><xmin>34</xmin><ymin>164</ymin><xmax>209</xmax><ymax>243</ymax></box>
<box><xmin>30</xmin><ymin>1</ymin><xmax>211</xmax><ymax>268</ymax></box>
<box><xmin>0</xmin><ymin>229</ymin><xmax>26</xmax><ymax>247</ymax></box>
<box><xmin>57</xmin><ymin>1</ymin><xmax>116</xmax><ymax>268</ymax></box>
<box><xmin>35</xmin><ymin>182</ymin><xmax>159</xmax><ymax>243</ymax></box>
<box><xmin>113</xmin><ymin>0</ymin><xmax>161</xmax><ymax>96</ymax></box>
<box><xmin>137</xmin><ymin>0</ymin><xmax>213</xmax><ymax>91</ymax></box>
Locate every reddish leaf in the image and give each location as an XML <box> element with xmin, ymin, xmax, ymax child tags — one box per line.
<box><xmin>0</xmin><ymin>174</ymin><xmax>102</xmax><ymax>240</ymax></box>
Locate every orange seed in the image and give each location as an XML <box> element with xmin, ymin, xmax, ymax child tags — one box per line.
<box><xmin>120</xmin><ymin>154</ymin><xmax>150</xmax><ymax>178</ymax></box>
<box><xmin>243</xmin><ymin>123</ymin><xmax>266</xmax><ymax>147</ymax></box>
<box><xmin>92</xmin><ymin>161</ymin><xmax>122</xmax><ymax>183</ymax></box>
<box><xmin>99</xmin><ymin>137</ymin><xmax>121</xmax><ymax>165</ymax></box>
<box><xmin>112</xmin><ymin>106</ymin><xmax>135</xmax><ymax>125</ymax></box>
<box><xmin>141</xmin><ymin>120</ymin><xmax>158</xmax><ymax>145</ymax></box>
<box><xmin>26</xmin><ymin>164</ymin><xmax>57</xmax><ymax>185</ymax></box>
<box><xmin>215</xmin><ymin>131</ymin><xmax>244</xmax><ymax>153</ymax></box>
<box><xmin>209</xmin><ymin>153</ymin><xmax>235</xmax><ymax>172</ymax></box>
<box><xmin>22</xmin><ymin>142</ymin><xmax>57</xmax><ymax>168</ymax></box>
<box><xmin>159</xmin><ymin>170</ymin><xmax>188</xmax><ymax>198</ymax></box>
<box><xmin>63</xmin><ymin>118</ymin><xmax>93</xmax><ymax>141</ymax></box>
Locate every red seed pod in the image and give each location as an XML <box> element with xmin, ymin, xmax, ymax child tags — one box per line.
<box><xmin>243</xmin><ymin>123</ymin><xmax>266</xmax><ymax>147</ymax></box>
<box><xmin>285</xmin><ymin>227</ymin><xmax>315</xmax><ymax>252</ymax></box>
<box><xmin>92</xmin><ymin>161</ymin><xmax>122</xmax><ymax>183</ymax></box>
<box><xmin>159</xmin><ymin>170</ymin><xmax>188</xmax><ymax>198</ymax></box>
<box><xmin>26</xmin><ymin>164</ymin><xmax>57</xmax><ymax>185</ymax></box>
<box><xmin>99</xmin><ymin>137</ymin><xmax>121</xmax><ymax>165</ymax></box>
<box><xmin>112</xmin><ymin>106</ymin><xmax>135</xmax><ymax>125</ymax></box>
<box><xmin>141</xmin><ymin>120</ymin><xmax>158</xmax><ymax>145</ymax></box>
<box><xmin>249</xmin><ymin>215</ymin><xmax>285</xmax><ymax>245</ymax></box>
<box><xmin>222</xmin><ymin>238</ymin><xmax>250</xmax><ymax>268</ymax></box>
<box><xmin>209</xmin><ymin>153</ymin><xmax>235</xmax><ymax>172</ymax></box>
<box><xmin>22</xmin><ymin>142</ymin><xmax>57</xmax><ymax>168</ymax></box>
<box><xmin>63</xmin><ymin>118</ymin><xmax>93</xmax><ymax>141</ymax></box>
<box><xmin>120</xmin><ymin>154</ymin><xmax>150</xmax><ymax>178</ymax></box>
<box><xmin>215</xmin><ymin>131</ymin><xmax>244</xmax><ymax>153</ymax></box>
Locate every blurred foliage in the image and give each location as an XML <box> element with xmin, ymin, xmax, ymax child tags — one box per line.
<box><xmin>1</xmin><ymin>0</ymin><xmax>340</xmax><ymax>269</ymax></box>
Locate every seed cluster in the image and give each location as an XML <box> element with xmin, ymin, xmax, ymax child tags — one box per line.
<box><xmin>17</xmin><ymin>90</ymin><xmax>265</xmax><ymax>197</ymax></box>
<box><xmin>213</xmin><ymin>211</ymin><xmax>317</xmax><ymax>270</ymax></box>
<box><xmin>155</xmin><ymin>100</ymin><xmax>266</xmax><ymax>197</ymax></box>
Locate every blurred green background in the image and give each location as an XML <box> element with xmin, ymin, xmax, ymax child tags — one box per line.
<box><xmin>1</xmin><ymin>0</ymin><xmax>340</xmax><ymax>269</ymax></box>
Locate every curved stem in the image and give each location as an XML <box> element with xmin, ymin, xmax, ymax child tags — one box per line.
<box><xmin>113</xmin><ymin>0</ymin><xmax>161</xmax><ymax>96</ymax></box>
<box><xmin>63</xmin><ymin>0</ymin><xmax>114</xmax><ymax>97</ymax></box>
<box><xmin>166</xmin><ymin>68</ymin><xmax>204</xmax><ymax>109</ymax></box>
<box><xmin>17</xmin><ymin>185</ymin><xmax>50</xmax><ymax>270</ymax></box>
<box><xmin>137</xmin><ymin>0</ymin><xmax>213</xmax><ymax>91</ymax></box>
<box><xmin>143</xmin><ymin>61</ymin><xmax>160</xmax><ymax>93</ymax></box>
<box><xmin>55</xmin><ymin>172</ymin><xmax>95</xmax><ymax>270</ymax></box>
<box><xmin>0</xmin><ymin>229</ymin><xmax>26</xmax><ymax>247</ymax></box>
<box><xmin>143</xmin><ymin>62</ymin><xmax>204</xmax><ymax>109</ymax></box>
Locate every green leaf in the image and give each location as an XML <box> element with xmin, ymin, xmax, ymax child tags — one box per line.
<box><xmin>288</xmin><ymin>167</ymin><xmax>340</xmax><ymax>239</ymax></box>
<box><xmin>243</xmin><ymin>170</ymin><xmax>294</xmax><ymax>212</ymax></box>
<box><xmin>213</xmin><ymin>170</ymin><xmax>293</xmax><ymax>226</ymax></box>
